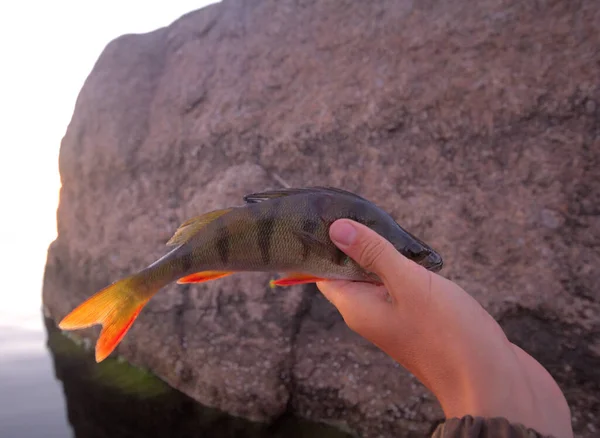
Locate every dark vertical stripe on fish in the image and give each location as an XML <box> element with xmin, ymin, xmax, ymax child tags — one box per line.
<box><xmin>347</xmin><ymin>201</ymin><xmax>377</xmax><ymax>227</ymax></box>
<box><xmin>351</xmin><ymin>199</ymin><xmax>368</xmax><ymax>223</ymax></box>
<box><xmin>215</xmin><ymin>220</ymin><xmax>230</xmax><ymax>265</ymax></box>
<box><xmin>179</xmin><ymin>253</ymin><xmax>193</xmax><ymax>274</ymax></box>
<box><xmin>257</xmin><ymin>217</ymin><xmax>275</xmax><ymax>265</ymax></box>
<box><xmin>300</xmin><ymin>218</ymin><xmax>319</xmax><ymax>261</ymax></box>
<box><xmin>333</xmin><ymin>247</ymin><xmax>346</xmax><ymax>266</ymax></box>
<box><xmin>256</xmin><ymin>198</ymin><xmax>281</xmax><ymax>265</ymax></box>
<box><xmin>312</xmin><ymin>193</ymin><xmax>333</xmax><ymax>215</ymax></box>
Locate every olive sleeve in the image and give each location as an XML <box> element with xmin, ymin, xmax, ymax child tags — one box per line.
<box><xmin>431</xmin><ymin>415</ymin><xmax>554</xmax><ymax>438</ymax></box>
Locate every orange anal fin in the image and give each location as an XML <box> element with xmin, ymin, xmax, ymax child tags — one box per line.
<box><xmin>177</xmin><ymin>271</ymin><xmax>233</xmax><ymax>284</ymax></box>
<box><xmin>269</xmin><ymin>273</ymin><xmax>330</xmax><ymax>287</ymax></box>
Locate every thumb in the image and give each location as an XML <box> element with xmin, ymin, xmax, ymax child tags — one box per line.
<box><xmin>329</xmin><ymin>219</ymin><xmax>432</xmax><ymax>297</ymax></box>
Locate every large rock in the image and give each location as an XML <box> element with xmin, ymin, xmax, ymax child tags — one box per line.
<box><xmin>43</xmin><ymin>0</ymin><xmax>600</xmax><ymax>436</ymax></box>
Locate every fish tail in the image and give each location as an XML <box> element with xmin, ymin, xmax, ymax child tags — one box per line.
<box><xmin>58</xmin><ymin>273</ymin><xmax>154</xmax><ymax>363</ymax></box>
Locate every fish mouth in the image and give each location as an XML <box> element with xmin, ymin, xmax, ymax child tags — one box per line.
<box><xmin>388</xmin><ymin>221</ymin><xmax>444</xmax><ymax>272</ymax></box>
<box><xmin>401</xmin><ymin>247</ymin><xmax>444</xmax><ymax>272</ymax></box>
<box><xmin>422</xmin><ymin>253</ymin><xmax>443</xmax><ymax>272</ymax></box>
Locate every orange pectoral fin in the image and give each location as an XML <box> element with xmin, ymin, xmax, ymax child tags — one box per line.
<box><xmin>269</xmin><ymin>273</ymin><xmax>330</xmax><ymax>287</ymax></box>
<box><xmin>177</xmin><ymin>271</ymin><xmax>233</xmax><ymax>284</ymax></box>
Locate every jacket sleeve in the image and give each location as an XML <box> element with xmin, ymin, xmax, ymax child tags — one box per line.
<box><xmin>431</xmin><ymin>415</ymin><xmax>554</xmax><ymax>438</ymax></box>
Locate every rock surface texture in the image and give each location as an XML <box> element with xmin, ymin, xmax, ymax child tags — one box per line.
<box><xmin>43</xmin><ymin>0</ymin><xmax>600</xmax><ymax>437</ymax></box>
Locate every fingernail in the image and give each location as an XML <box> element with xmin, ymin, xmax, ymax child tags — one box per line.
<box><xmin>330</xmin><ymin>221</ymin><xmax>357</xmax><ymax>247</ymax></box>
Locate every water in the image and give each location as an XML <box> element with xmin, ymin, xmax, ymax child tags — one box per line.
<box><xmin>0</xmin><ymin>325</ymin><xmax>71</xmax><ymax>438</ymax></box>
<box><xmin>0</xmin><ymin>314</ymin><xmax>353</xmax><ymax>438</ymax></box>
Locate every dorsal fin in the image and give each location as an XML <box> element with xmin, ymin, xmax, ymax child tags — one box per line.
<box><xmin>312</xmin><ymin>186</ymin><xmax>369</xmax><ymax>200</ymax></box>
<box><xmin>166</xmin><ymin>208</ymin><xmax>233</xmax><ymax>246</ymax></box>
<box><xmin>243</xmin><ymin>186</ymin><xmax>367</xmax><ymax>204</ymax></box>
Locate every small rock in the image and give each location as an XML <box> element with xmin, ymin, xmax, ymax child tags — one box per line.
<box><xmin>583</xmin><ymin>308</ymin><xmax>595</xmax><ymax>319</ymax></box>
<box><xmin>539</xmin><ymin>208</ymin><xmax>564</xmax><ymax>229</ymax></box>
<box><xmin>585</xmin><ymin>99</ymin><xmax>596</xmax><ymax>114</ymax></box>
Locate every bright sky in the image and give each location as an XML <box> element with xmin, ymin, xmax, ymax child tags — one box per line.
<box><xmin>0</xmin><ymin>1</ymin><xmax>219</xmax><ymax>330</ymax></box>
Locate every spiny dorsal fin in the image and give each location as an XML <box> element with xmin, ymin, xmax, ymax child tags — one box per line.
<box><xmin>243</xmin><ymin>186</ymin><xmax>367</xmax><ymax>204</ymax></box>
<box><xmin>243</xmin><ymin>188</ymin><xmax>310</xmax><ymax>203</ymax></box>
<box><xmin>166</xmin><ymin>208</ymin><xmax>233</xmax><ymax>246</ymax></box>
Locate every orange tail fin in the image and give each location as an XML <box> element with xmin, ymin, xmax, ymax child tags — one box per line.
<box><xmin>59</xmin><ymin>276</ymin><xmax>150</xmax><ymax>363</ymax></box>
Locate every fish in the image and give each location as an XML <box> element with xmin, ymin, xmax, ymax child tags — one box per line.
<box><xmin>59</xmin><ymin>187</ymin><xmax>443</xmax><ymax>362</ymax></box>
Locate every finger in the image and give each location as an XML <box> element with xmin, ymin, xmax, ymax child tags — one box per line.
<box><xmin>318</xmin><ymin>279</ymin><xmax>437</xmax><ymax>375</ymax></box>
<box><xmin>329</xmin><ymin>219</ymin><xmax>433</xmax><ymax>302</ymax></box>
<box><xmin>317</xmin><ymin>280</ymin><xmax>399</xmax><ymax>347</ymax></box>
<box><xmin>318</xmin><ymin>279</ymin><xmax>391</xmax><ymax>311</ymax></box>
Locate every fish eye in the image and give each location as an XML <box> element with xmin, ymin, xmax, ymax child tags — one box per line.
<box><xmin>405</xmin><ymin>246</ymin><xmax>429</xmax><ymax>262</ymax></box>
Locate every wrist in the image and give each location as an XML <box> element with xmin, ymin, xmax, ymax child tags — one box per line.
<box><xmin>426</xmin><ymin>332</ymin><xmax>525</xmax><ymax>420</ymax></box>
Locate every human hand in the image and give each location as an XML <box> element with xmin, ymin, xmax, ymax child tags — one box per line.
<box><xmin>317</xmin><ymin>219</ymin><xmax>573</xmax><ymax>438</ymax></box>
